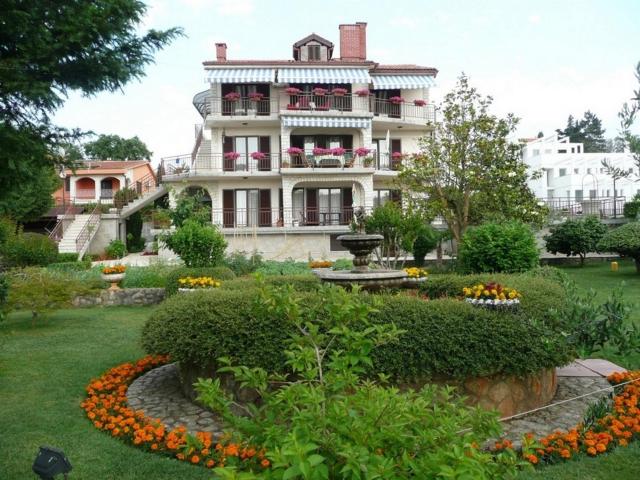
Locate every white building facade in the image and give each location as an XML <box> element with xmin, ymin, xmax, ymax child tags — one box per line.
<box><xmin>161</xmin><ymin>23</ymin><xmax>437</xmax><ymax>260</ymax></box>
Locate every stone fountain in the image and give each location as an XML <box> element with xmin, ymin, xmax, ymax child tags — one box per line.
<box><xmin>314</xmin><ymin>209</ymin><xmax>407</xmax><ymax>290</ymax></box>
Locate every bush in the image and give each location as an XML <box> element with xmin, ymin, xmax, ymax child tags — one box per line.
<box><xmin>623</xmin><ymin>193</ymin><xmax>640</xmax><ymax>220</ymax></box>
<box><xmin>224</xmin><ymin>250</ymin><xmax>263</xmax><ymax>276</ymax></box>
<box><xmin>105</xmin><ymin>239</ymin><xmax>127</xmax><ymax>259</ymax></box>
<box><xmin>0</xmin><ymin>216</ymin><xmax>17</xmax><ymax>247</ymax></box>
<box><xmin>544</xmin><ymin>216</ymin><xmax>608</xmax><ymax>266</ymax></box>
<box><xmin>125</xmin><ymin>211</ymin><xmax>145</xmax><ymax>252</ymax></box>
<box><xmin>57</xmin><ymin>252</ymin><xmax>78</xmax><ymax>262</ymax></box>
<box><xmin>413</xmin><ymin>226</ymin><xmax>439</xmax><ymax>266</ymax></box>
<box><xmin>163</xmin><ymin>220</ymin><xmax>227</xmax><ymax>267</ymax></box>
<box><xmin>597</xmin><ymin>222</ymin><xmax>640</xmax><ymax>273</ymax></box>
<box><xmin>1</xmin><ymin>232</ymin><xmax>58</xmax><ymax>267</ymax></box>
<box><xmin>164</xmin><ymin>266</ymin><xmax>236</xmax><ymax>296</ymax></box>
<box><xmin>458</xmin><ymin>221</ymin><xmax>539</xmax><ymax>273</ymax></box>
<box><xmin>143</xmin><ymin>274</ymin><xmax>571</xmax><ymax>380</ymax></box>
<box><xmin>120</xmin><ymin>265</ymin><xmax>176</xmax><ymax>288</ymax></box>
<box><xmin>47</xmin><ymin>260</ymin><xmax>92</xmax><ymax>273</ymax></box>
<box><xmin>171</xmin><ymin>191</ymin><xmax>211</xmax><ymax>227</ymax></box>
<box><xmin>332</xmin><ymin>258</ymin><xmax>353</xmax><ymax>270</ymax></box>
<box><xmin>0</xmin><ymin>273</ymin><xmax>8</xmax><ymax>320</ymax></box>
<box><xmin>255</xmin><ymin>259</ymin><xmax>310</xmax><ymax>276</ymax></box>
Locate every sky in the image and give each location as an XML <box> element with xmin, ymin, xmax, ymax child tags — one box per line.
<box><xmin>53</xmin><ymin>0</ymin><xmax>640</xmax><ymax>164</ymax></box>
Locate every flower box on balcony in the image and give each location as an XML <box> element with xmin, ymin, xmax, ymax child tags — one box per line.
<box><xmin>354</xmin><ymin>88</ymin><xmax>370</xmax><ymax>97</ymax></box>
<box><xmin>354</xmin><ymin>147</ymin><xmax>372</xmax><ymax>157</ymax></box>
<box><xmin>413</xmin><ymin>99</ymin><xmax>427</xmax><ymax>107</ymax></box>
<box><xmin>287</xmin><ymin>147</ymin><xmax>304</xmax><ymax>155</ymax></box>
<box><xmin>223</xmin><ymin>92</ymin><xmax>241</xmax><ymax>101</ymax></box>
<box><xmin>250</xmin><ymin>152</ymin><xmax>266</xmax><ymax>160</ymax></box>
<box><xmin>224</xmin><ymin>152</ymin><xmax>241</xmax><ymax>160</ymax></box>
<box><xmin>391</xmin><ymin>152</ymin><xmax>404</xmax><ymax>160</ymax></box>
<box><xmin>331</xmin><ymin>88</ymin><xmax>348</xmax><ymax>96</ymax></box>
<box><xmin>389</xmin><ymin>96</ymin><xmax>405</xmax><ymax>104</ymax></box>
<box><xmin>286</xmin><ymin>104</ymin><xmax>299</xmax><ymax>110</ymax></box>
<box><xmin>285</xmin><ymin>87</ymin><xmax>302</xmax><ymax>95</ymax></box>
<box><xmin>331</xmin><ymin>147</ymin><xmax>346</xmax><ymax>156</ymax></box>
<box><xmin>312</xmin><ymin>87</ymin><xmax>328</xmax><ymax>96</ymax></box>
<box><xmin>312</xmin><ymin>147</ymin><xmax>330</xmax><ymax>156</ymax></box>
<box><xmin>248</xmin><ymin>92</ymin><xmax>264</xmax><ymax>102</ymax></box>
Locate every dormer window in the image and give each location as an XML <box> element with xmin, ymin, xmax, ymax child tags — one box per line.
<box><xmin>292</xmin><ymin>33</ymin><xmax>334</xmax><ymax>61</ymax></box>
<box><xmin>308</xmin><ymin>45</ymin><xmax>321</xmax><ymax>61</ymax></box>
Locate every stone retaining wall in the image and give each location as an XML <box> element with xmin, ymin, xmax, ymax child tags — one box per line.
<box><xmin>73</xmin><ymin>288</ymin><xmax>165</xmax><ymax>307</ymax></box>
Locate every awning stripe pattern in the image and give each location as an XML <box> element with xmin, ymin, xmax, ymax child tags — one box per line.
<box><xmin>278</xmin><ymin>68</ymin><xmax>371</xmax><ymax>84</ymax></box>
<box><xmin>281</xmin><ymin>116</ymin><xmax>371</xmax><ymax>129</ymax></box>
<box><xmin>370</xmin><ymin>75</ymin><xmax>435</xmax><ymax>89</ymax></box>
<box><xmin>206</xmin><ymin>68</ymin><xmax>276</xmax><ymax>83</ymax></box>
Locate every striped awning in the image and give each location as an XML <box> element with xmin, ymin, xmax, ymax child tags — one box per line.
<box><xmin>279</xmin><ymin>68</ymin><xmax>371</xmax><ymax>84</ymax></box>
<box><xmin>205</xmin><ymin>68</ymin><xmax>276</xmax><ymax>83</ymax></box>
<box><xmin>371</xmin><ymin>75</ymin><xmax>435</xmax><ymax>89</ymax></box>
<box><xmin>282</xmin><ymin>116</ymin><xmax>371</xmax><ymax>129</ymax></box>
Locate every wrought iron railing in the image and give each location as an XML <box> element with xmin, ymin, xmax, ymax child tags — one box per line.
<box><xmin>542</xmin><ymin>196</ymin><xmax>627</xmax><ymax>219</ymax></box>
<box><xmin>281</xmin><ymin>148</ymin><xmax>377</xmax><ymax>169</ymax></box>
<box><xmin>209</xmin><ymin>97</ymin><xmax>279</xmax><ymax>117</ymax></box>
<box><xmin>75</xmin><ymin>202</ymin><xmax>101</xmax><ymax>254</ymax></box>
<box><xmin>48</xmin><ymin>204</ymin><xmax>77</xmax><ymax>242</ymax></box>
<box><xmin>212</xmin><ymin>207</ymin><xmax>376</xmax><ymax>229</ymax></box>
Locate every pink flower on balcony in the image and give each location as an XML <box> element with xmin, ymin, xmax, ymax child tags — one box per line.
<box><xmin>224</xmin><ymin>92</ymin><xmax>241</xmax><ymax>101</ymax></box>
<box><xmin>285</xmin><ymin>87</ymin><xmax>302</xmax><ymax>95</ymax></box>
<box><xmin>248</xmin><ymin>92</ymin><xmax>264</xmax><ymax>101</ymax></box>
<box><xmin>224</xmin><ymin>152</ymin><xmax>240</xmax><ymax>160</ymax></box>
<box><xmin>354</xmin><ymin>88</ymin><xmax>370</xmax><ymax>97</ymax></box>
<box><xmin>354</xmin><ymin>147</ymin><xmax>372</xmax><ymax>157</ymax></box>
<box><xmin>389</xmin><ymin>96</ymin><xmax>405</xmax><ymax>104</ymax></box>
<box><xmin>391</xmin><ymin>152</ymin><xmax>404</xmax><ymax>160</ymax></box>
<box><xmin>413</xmin><ymin>99</ymin><xmax>427</xmax><ymax>106</ymax></box>
<box><xmin>331</xmin><ymin>147</ymin><xmax>346</xmax><ymax>156</ymax></box>
<box><xmin>331</xmin><ymin>87</ymin><xmax>348</xmax><ymax>96</ymax></box>
<box><xmin>312</xmin><ymin>87</ymin><xmax>328</xmax><ymax>96</ymax></box>
<box><xmin>312</xmin><ymin>147</ymin><xmax>330</xmax><ymax>155</ymax></box>
<box><xmin>250</xmin><ymin>152</ymin><xmax>266</xmax><ymax>160</ymax></box>
<box><xmin>287</xmin><ymin>147</ymin><xmax>304</xmax><ymax>155</ymax></box>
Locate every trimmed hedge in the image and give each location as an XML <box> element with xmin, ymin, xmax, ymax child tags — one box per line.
<box><xmin>217</xmin><ymin>274</ymin><xmax>320</xmax><ymax>293</ymax></box>
<box><xmin>142</xmin><ymin>274</ymin><xmax>572</xmax><ymax>380</ymax></box>
<box><xmin>164</xmin><ymin>266</ymin><xmax>236</xmax><ymax>296</ymax></box>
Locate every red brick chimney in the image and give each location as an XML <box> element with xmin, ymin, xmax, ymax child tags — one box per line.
<box><xmin>215</xmin><ymin>43</ymin><xmax>227</xmax><ymax>62</ymax></box>
<box><xmin>339</xmin><ymin>22</ymin><xmax>367</xmax><ymax>61</ymax></box>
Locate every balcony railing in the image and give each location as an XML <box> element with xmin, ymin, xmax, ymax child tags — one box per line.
<box><xmin>100</xmin><ymin>189</ymin><xmax>115</xmax><ymax>199</ymax></box>
<box><xmin>282</xmin><ymin>148</ymin><xmax>377</xmax><ymax>169</ymax></box>
<box><xmin>541</xmin><ymin>196</ymin><xmax>627</xmax><ymax>219</ymax></box>
<box><xmin>76</xmin><ymin>189</ymin><xmax>96</xmax><ymax>199</ymax></box>
<box><xmin>213</xmin><ymin>207</ymin><xmax>363</xmax><ymax>229</ymax></box>
<box><xmin>200</xmin><ymin>93</ymin><xmax>436</xmax><ymax>124</ymax></box>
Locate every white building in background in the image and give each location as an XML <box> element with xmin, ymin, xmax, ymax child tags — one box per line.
<box><xmin>523</xmin><ymin>134</ymin><xmax>639</xmax><ymax>217</ymax></box>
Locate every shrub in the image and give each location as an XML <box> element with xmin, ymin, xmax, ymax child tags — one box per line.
<box><xmin>47</xmin><ymin>260</ymin><xmax>92</xmax><ymax>273</ymax></box>
<box><xmin>413</xmin><ymin>226</ymin><xmax>439</xmax><ymax>266</ymax></box>
<box><xmin>0</xmin><ymin>216</ymin><xmax>17</xmax><ymax>247</ymax></box>
<box><xmin>623</xmin><ymin>193</ymin><xmax>640</xmax><ymax>220</ymax></box>
<box><xmin>113</xmin><ymin>188</ymin><xmax>138</xmax><ymax>209</ymax></box>
<box><xmin>163</xmin><ymin>220</ymin><xmax>227</xmax><ymax>267</ymax></box>
<box><xmin>332</xmin><ymin>258</ymin><xmax>353</xmax><ymax>270</ymax></box>
<box><xmin>164</xmin><ymin>266</ymin><xmax>236</xmax><ymax>296</ymax></box>
<box><xmin>171</xmin><ymin>191</ymin><xmax>211</xmax><ymax>227</ymax></box>
<box><xmin>143</xmin><ymin>274</ymin><xmax>571</xmax><ymax>380</ymax></box>
<box><xmin>216</xmin><ymin>274</ymin><xmax>320</xmax><ymax>294</ymax></box>
<box><xmin>0</xmin><ymin>273</ymin><xmax>8</xmax><ymax>320</ymax></box>
<box><xmin>105</xmin><ymin>239</ymin><xmax>127</xmax><ymax>259</ymax></box>
<box><xmin>1</xmin><ymin>232</ymin><xmax>58</xmax><ymax>267</ymax></box>
<box><xmin>597</xmin><ymin>222</ymin><xmax>640</xmax><ymax>273</ymax></box>
<box><xmin>544</xmin><ymin>216</ymin><xmax>608</xmax><ymax>266</ymax></box>
<box><xmin>120</xmin><ymin>265</ymin><xmax>176</xmax><ymax>288</ymax></box>
<box><xmin>56</xmin><ymin>252</ymin><xmax>78</xmax><ymax>262</ymax></box>
<box><xmin>254</xmin><ymin>259</ymin><xmax>310</xmax><ymax>276</ymax></box>
<box><xmin>458</xmin><ymin>221</ymin><xmax>539</xmax><ymax>273</ymax></box>
<box><xmin>224</xmin><ymin>250</ymin><xmax>263</xmax><ymax>276</ymax></box>
<box><xmin>125</xmin><ymin>211</ymin><xmax>145</xmax><ymax>252</ymax></box>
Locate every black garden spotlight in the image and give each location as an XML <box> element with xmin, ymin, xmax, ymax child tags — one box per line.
<box><xmin>32</xmin><ymin>446</ymin><xmax>72</xmax><ymax>479</ymax></box>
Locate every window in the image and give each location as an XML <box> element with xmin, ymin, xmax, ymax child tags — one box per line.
<box><xmin>308</xmin><ymin>45</ymin><xmax>321</xmax><ymax>61</ymax></box>
<box><xmin>589</xmin><ymin>190</ymin><xmax>597</xmax><ymax>199</ymax></box>
<box><xmin>532</xmin><ymin>149</ymin><xmax>540</xmax><ymax>156</ymax></box>
<box><xmin>587</xmin><ymin>168</ymin><xmax>592</xmax><ymax>174</ymax></box>
<box><xmin>558</xmin><ymin>149</ymin><xmax>567</xmax><ymax>154</ymax></box>
<box><xmin>222</xmin><ymin>189</ymin><xmax>271</xmax><ymax>227</ymax></box>
<box><xmin>545</xmin><ymin>149</ymin><xmax>552</xmax><ymax>154</ymax></box>
<box><xmin>573</xmin><ymin>168</ymin><xmax>579</xmax><ymax>174</ymax></box>
<box><xmin>559</xmin><ymin>168</ymin><xmax>567</xmax><ymax>177</ymax></box>
<box><xmin>373</xmin><ymin>190</ymin><xmax>401</xmax><ymax>207</ymax></box>
<box><xmin>575</xmin><ymin>190</ymin><xmax>583</xmax><ymax>201</ymax></box>
<box><xmin>291</xmin><ymin>188</ymin><xmax>353</xmax><ymax>226</ymax></box>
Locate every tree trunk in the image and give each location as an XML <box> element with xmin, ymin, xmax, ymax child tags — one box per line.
<box><xmin>580</xmin><ymin>254</ymin><xmax>585</xmax><ymax>267</ymax></box>
<box><xmin>436</xmin><ymin>241</ymin><xmax>443</xmax><ymax>268</ymax></box>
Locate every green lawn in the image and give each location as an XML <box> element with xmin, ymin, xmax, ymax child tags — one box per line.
<box><xmin>1</xmin><ymin>263</ymin><xmax>639</xmax><ymax>479</ymax></box>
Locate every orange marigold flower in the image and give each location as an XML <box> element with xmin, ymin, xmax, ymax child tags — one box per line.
<box><xmin>261</xmin><ymin>459</ymin><xmax>271</xmax><ymax>468</ymax></box>
<box><xmin>151</xmin><ymin>444</ymin><xmax>158</xmax><ymax>451</ymax></box>
<box><xmin>206</xmin><ymin>460</ymin><xmax>215</xmax><ymax>468</ymax></box>
<box><xmin>587</xmin><ymin>447</ymin><xmax>597</xmax><ymax>456</ymax></box>
<box><xmin>526</xmin><ymin>454</ymin><xmax>538</xmax><ymax>465</ymax></box>
<box><xmin>191</xmin><ymin>455</ymin><xmax>200</xmax><ymax>464</ymax></box>
<box><xmin>596</xmin><ymin>443</ymin><xmax>606</xmax><ymax>453</ymax></box>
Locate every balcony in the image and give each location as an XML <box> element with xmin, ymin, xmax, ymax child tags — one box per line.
<box><xmin>281</xmin><ymin>148</ymin><xmax>376</xmax><ymax>170</ymax></box>
<box><xmin>162</xmin><ymin>153</ymin><xmax>281</xmax><ymax>177</ymax></box>
<box><xmin>204</xmin><ymin>96</ymin><xmax>279</xmax><ymax>124</ymax></box>
<box><xmin>214</xmin><ymin>207</ymin><xmax>357</xmax><ymax>229</ymax></box>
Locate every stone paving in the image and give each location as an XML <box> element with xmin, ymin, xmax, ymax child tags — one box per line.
<box><xmin>126</xmin><ymin>359</ymin><xmax>626</xmax><ymax>444</ymax></box>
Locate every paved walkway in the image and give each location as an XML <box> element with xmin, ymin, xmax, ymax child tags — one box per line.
<box><xmin>126</xmin><ymin>359</ymin><xmax>627</xmax><ymax>443</ymax></box>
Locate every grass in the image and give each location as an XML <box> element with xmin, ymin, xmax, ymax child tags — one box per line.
<box><xmin>0</xmin><ymin>307</ymin><xmax>212</xmax><ymax>479</ymax></box>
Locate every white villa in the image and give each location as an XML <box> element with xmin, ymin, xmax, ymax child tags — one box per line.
<box><xmin>161</xmin><ymin>22</ymin><xmax>437</xmax><ymax>260</ymax></box>
<box><xmin>523</xmin><ymin>134</ymin><xmax>639</xmax><ymax>217</ymax></box>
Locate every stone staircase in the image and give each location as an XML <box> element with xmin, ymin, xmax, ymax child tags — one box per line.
<box><xmin>58</xmin><ymin>214</ymin><xmax>101</xmax><ymax>259</ymax></box>
<box><xmin>119</xmin><ymin>184</ymin><xmax>167</xmax><ymax>219</ymax></box>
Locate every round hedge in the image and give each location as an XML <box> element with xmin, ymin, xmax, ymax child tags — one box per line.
<box><xmin>142</xmin><ymin>273</ymin><xmax>572</xmax><ymax>380</ymax></box>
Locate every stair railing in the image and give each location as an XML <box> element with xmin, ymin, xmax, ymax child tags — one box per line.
<box><xmin>75</xmin><ymin>202</ymin><xmax>101</xmax><ymax>255</ymax></box>
<box><xmin>48</xmin><ymin>203</ymin><xmax>77</xmax><ymax>241</ymax></box>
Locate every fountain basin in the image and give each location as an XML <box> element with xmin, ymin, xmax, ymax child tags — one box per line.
<box><xmin>315</xmin><ymin>268</ymin><xmax>408</xmax><ymax>290</ymax></box>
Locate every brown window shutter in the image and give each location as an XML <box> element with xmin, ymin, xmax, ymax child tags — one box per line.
<box><xmin>259</xmin><ymin>136</ymin><xmax>271</xmax><ymax>171</ymax></box>
<box><xmin>223</xmin><ymin>137</ymin><xmax>234</xmax><ymax>171</ymax></box>
<box><xmin>222</xmin><ymin>190</ymin><xmax>234</xmax><ymax>228</ymax></box>
<box><xmin>391</xmin><ymin>139</ymin><xmax>402</xmax><ymax>169</ymax></box>
<box><xmin>390</xmin><ymin>189</ymin><xmax>402</xmax><ymax>203</ymax></box>
<box><xmin>259</xmin><ymin>190</ymin><xmax>271</xmax><ymax>226</ymax></box>
<box><xmin>342</xmin><ymin>187</ymin><xmax>353</xmax><ymax>225</ymax></box>
<box><xmin>306</xmin><ymin>188</ymin><xmax>318</xmax><ymax>225</ymax></box>
<box><xmin>342</xmin><ymin>135</ymin><xmax>353</xmax><ymax>150</ymax></box>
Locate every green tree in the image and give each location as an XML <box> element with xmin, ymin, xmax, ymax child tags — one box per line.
<box><xmin>171</xmin><ymin>190</ymin><xmax>212</xmax><ymax>227</ymax></box>
<box><xmin>0</xmin><ymin>1</ymin><xmax>181</xmax><ymax>212</ymax></box>
<box><xmin>163</xmin><ymin>219</ymin><xmax>227</xmax><ymax>267</ymax></box>
<box><xmin>597</xmin><ymin>222</ymin><xmax>640</xmax><ymax>273</ymax></box>
<box><xmin>0</xmin><ymin>162</ymin><xmax>59</xmax><ymax>222</ymax></box>
<box><xmin>601</xmin><ymin>158</ymin><xmax>631</xmax><ymax>217</ymax></box>
<box><xmin>618</xmin><ymin>62</ymin><xmax>640</xmax><ymax>173</ymax></box>
<box><xmin>556</xmin><ymin>111</ymin><xmax>607</xmax><ymax>152</ymax></box>
<box><xmin>84</xmin><ymin>134</ymin><xmax>152</xmax><ymax>160</ymax></box>
<box><xmin>544</xmin><ymin>216</ymin><xmax>608</xmax><ymax>266</ymax></box>
<box><xmin>399</xmin><ymin>74</ymin><xmax>547</xmax><ymax>244</ymax></box>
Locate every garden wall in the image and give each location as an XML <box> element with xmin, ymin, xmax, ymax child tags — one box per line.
<box><xmin>73</xmin><ymin>288</ymin><xmax>165</xmax><ymax>307</ymax></box>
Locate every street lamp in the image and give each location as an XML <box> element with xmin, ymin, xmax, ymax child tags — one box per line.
<box><xmin>32</xmin><ymin>446</ymin><xmax>72</xmax><ymax>479</ymax></box>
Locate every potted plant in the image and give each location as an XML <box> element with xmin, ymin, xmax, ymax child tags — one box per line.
<box><xmin>285</xmin><ymin>87</ymin><xmax>302</xmax><ymax>95</ymax></box>
<box><xmin>462</xmin><ymin>282</ymin><xmax>521</xmax><ymax>310</ymax></box>
<box><xmin>177</xmin><ymin>276</ymin><xmax>222</xmax><ymax>293</ymax></box>
<box><xmin>389</xmin><ymin>96</ymin><xmax>405</xmax><ymax>104</ymax></box>
<box><xmin>413</xmin><ymin>99</ymin><xmax>427</xmax><ymax>106</ymax></box>
<box><xmin>354</xmin><ymin>147</ymin><xmax>372</xmax><ymax>157</ymax></box>
<box><xmin>363</xmin><ymin>157</ymin><xmax>374</xmax><ymax>167</ymax></box>
<box><xmin>312</xmin><ymin>147</ymin><xmax>330</xmax><ymax>156</ymax></box>
<box><xmin>331</xmin><ymin>87</ymin><xmax>348</xmax><ymax>96</ymax></box>
<box><xmin>224</xmin><ymin>152</ymin><xmax>241</xmax><ymax>161</ymax></box>
<box><xmin>287</xmin><ymin>147</ymin><xmax>304</xmax><ymax>155</ymax></box>
<box><xmin>250</xmin><ymin>151</ymin><xmax>267</xmax><ymax>160</ymax></box>
<box><xmin>312</xmin><ymin>87</ymin><xmax>328</xmax><ymax>96</ymax></box>
<box><xmin>247</xmin><ymin>92</ymin><xmax>264</xmax><ymax>102</ymax></box>
<box><xmin>223</xmin><ymin>92</ymin><xmax>241</xmax><ymax>102</ymax></box>
<box><xmin>331</xmin><ymin>147</ymin><xmax>346</xmax><ymax>156</ymax></box>
<box><xmin>354</xmin><ymin>88</ymin><xmax>370</xmax><ymax>97</ymax></box>
<box><xmin>101</xmin><ymin>264</ymin><xmax>126</xmax><ymax>290</ymax></box>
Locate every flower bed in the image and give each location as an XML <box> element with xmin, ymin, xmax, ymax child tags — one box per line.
<box><xmin>102</xmin><ymin>265</ymin><xmax>126</xmax><ymax>275</ymax></box>
<box><xmin>81</xmin><ymin>355</ymin><xmax>270</xmax><ymax>471</ymax></box>
<box><xmin>177</xmin><ymin>276</ymin><xmax>222</xmax><ymax>290</ymax></box>
<box><xmin>309</xmin><ymin>260</ymin><xmax>333</xmax><ymax>269</ymax></box>
<box><xmin>463</xmin><ymin>282</ymin><xmax>521</xmax><ymax>308</ymax></box>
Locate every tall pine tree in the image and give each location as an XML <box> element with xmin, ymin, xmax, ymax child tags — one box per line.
<box><xmin>556</xmin><ymin>111</ymin><xmax>607</xmax><ymax>152</ymax></box>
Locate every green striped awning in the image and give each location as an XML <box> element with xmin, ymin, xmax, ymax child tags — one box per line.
<box><xmin>371</xmin><ymin>75</ymin><xmax>435</xmax><ymax>89</ymax></box>
<box><xmin>205</xmin><ymin>68</ymin><xmax>276</xmax><ymax>83</ymax></box>
<box><xmin>279</xmin><ymin>68</ymin><xmax>371</xmax><ymax>84</ymax></box>
<box><xmin>282</xmin><ymin>116</ymin><xmax>371</xmax><ymax>129</ymax></box>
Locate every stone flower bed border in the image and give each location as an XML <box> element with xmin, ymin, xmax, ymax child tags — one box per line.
<box><xmin>81</xmin><ymin>355</ymin><xmax>270</xmax><ymax>471</ymax></box>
